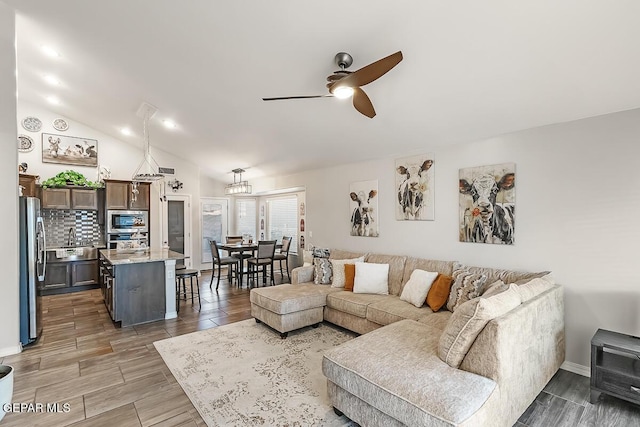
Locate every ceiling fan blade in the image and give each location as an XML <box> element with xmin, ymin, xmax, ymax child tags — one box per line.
<box><xmin>262</xmin><ymin>95</ymin><xmax>332</xmax><ymax>101</ymax></box>
<box><xmin>352</xmin><ymin>87</ymin><xmax>376</xmax><ymax>118</ymax></box>
<box><xmin>335</xmin><ymin>51</ymin><xmax>403</xmax><ymax>89</ymax></box>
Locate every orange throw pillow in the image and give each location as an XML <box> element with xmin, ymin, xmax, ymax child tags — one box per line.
<box><xmin>426</xmin><ymin>274</ymin><xmax>454</xmax><ymax>311</ymax></box>
<box><xmin>344</xmin><ymin>264</ymin><xmax>356</xmax><ymax>291</ymax></box>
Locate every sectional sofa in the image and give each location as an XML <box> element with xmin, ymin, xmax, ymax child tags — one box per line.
<box><xmin>249</xmin><ymin>249</ymin><xmax>565</xmax><ymax>427</ymax></box>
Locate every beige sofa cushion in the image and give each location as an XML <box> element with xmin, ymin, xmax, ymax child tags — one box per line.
<box><xmin>249</xmin><ymin>284</ymin><xmax>339</xmax><ymax>314</ymax></box>
<box><xmin>515</xmin><ymin>277</ymin><xmax>556</xmax><ymax>302</ymax></box>
<box><xmin>326</xmin><ymin>291</ymin><xmax>387</xmax><ymax>318</ymax></box>
<box><xmin>439</xmin><ymin>284</ymin><xmax>521</xmax><ymax>368</ymax></box>
<box><xmin>366</xmin><ymin>296</ymin><xmax>430</xmax><ymax>326</ymax></box>
<box><xmin>365</xmin><ymin>254</ymin><xmax>407</xmax><ymax>296</ymax></box>
<box><xmin>417</xmin><ymin>310</ymin><xmax>452</xmax><ymax>332</ymax></box>
<box><xmin>330</xmin><ymin>256</ymin><xmax>365</xmax><ymax>288</ymax></box>
<box><xmin>323</xmin><ymin>319</ymin><xmax>497</xmax><ymax>426</ymax></box>
<box><xmin>330</xmin><ymin>249</ymin><xmax>367</xmax><ymax>260</ymax></box>
<box><xmin>401</xmin><ymin>257</ymin><xmax>455</xmax><ymax>290</ymax></box>
<box><xmin>462</xmin><ymin>263</ymin><xmax>551</xmax><ymax>286</ymax></box>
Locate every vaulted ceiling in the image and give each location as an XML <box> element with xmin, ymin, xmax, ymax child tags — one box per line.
<box><xmin>7</xmin><ymin>1</ymin><xmax>640</xmax><ymax>182</ymax></box>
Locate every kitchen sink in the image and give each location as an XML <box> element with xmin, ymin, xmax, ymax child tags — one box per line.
<box><xmin>46</xmin><ymin>246</ymin><xmax>99</xmax><ymax>262</ymax></box>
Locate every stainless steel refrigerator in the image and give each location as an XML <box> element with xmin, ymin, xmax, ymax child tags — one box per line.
<box><xmin>19</xmin><ymin>196</ymin><xmax>45</xmax><ymax>346</ymax></box>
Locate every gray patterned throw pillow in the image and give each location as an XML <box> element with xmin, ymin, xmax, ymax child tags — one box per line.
<box><xmin>311</xmin><ymin>246</ymin><xmax>331</xmax><ymax>259</ymax></box>
<box><xmin>313</xmin><ymin>258</ymin><xmax>333</xmax><ymax>285</ymax></box>
<box><xmin>446</xmin><ymin>262</ymin><xmax>488</xmax><ymax>312</ymax></box>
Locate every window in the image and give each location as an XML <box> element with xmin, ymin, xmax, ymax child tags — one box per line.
<box><xmin>235</xmin><ymin>198</ymin><xmax>257</xmax><ymax>239</ymax></box>
<box><xmin>267</xmin><ymin>196</ymin><xmax>298</xmax><ymax>253</ymax></box>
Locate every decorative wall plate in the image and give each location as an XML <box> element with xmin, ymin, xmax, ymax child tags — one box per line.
<box><xmin>52</xmin><ymin>118</ymin><xmax>69</xmax><ymax>132</ymax></box>
<box><xmin>21</xmin><ymin>116</ymin><xmax>42</xmax><ymax>132</ymax></box>
<box><xmin>18</xmin><ymin>134</ymin><xmax>35</xmax><ymax>152</ymax></box>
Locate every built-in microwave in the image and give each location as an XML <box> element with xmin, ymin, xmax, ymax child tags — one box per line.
<box><xmin>107</xmin><ymin>210</ymin><xmax>148</xmax><ymax>234</ymax></box>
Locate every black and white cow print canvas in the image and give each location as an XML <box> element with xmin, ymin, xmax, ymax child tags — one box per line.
<box><xmin>395</xmin><ymin>154</ymin><xmax>435</xmax><ymax>221</ymax></box>
<box><xmin>459</xmin><ymin>163</ymin><xmax>515</xmax><ymax>245</ymax></box>
<box><xmin>349</xmin><ymin>180</ymin><xmax>379</xmax><ymax>237</ymax></box>
<box><xmin>42</xmin><ymin>133</ymin><xmax>98</xmax><ymax>167</ymax></box>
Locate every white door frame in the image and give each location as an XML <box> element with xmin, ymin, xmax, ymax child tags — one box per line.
<box><xmin>163</xmin><ymin>194</ymin><xmax>192</xmax><ymax>268</ymax></box>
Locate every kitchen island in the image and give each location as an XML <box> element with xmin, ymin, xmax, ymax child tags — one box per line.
<box><xmin>99</xmin><ymin>248</ymin><xmax>183</xmax><ymax>327</ymax></box>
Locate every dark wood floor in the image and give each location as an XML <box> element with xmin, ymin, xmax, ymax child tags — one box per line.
<box><xmin>1</xmin><ymin>270</ymin><xmax>639</xmax><ymax>427</ymax></box>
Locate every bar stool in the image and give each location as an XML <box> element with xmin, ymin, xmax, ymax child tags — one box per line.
<box><xmin>176</xmin><ymin>269</ymin><xmax>200</xmax><ymax>310</ymax></box>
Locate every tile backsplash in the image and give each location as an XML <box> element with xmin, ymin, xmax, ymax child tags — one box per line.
<box><xmin>43</xmin><ymin>209</ymin><xmax>104</xmax><ymax>248</ymax></box>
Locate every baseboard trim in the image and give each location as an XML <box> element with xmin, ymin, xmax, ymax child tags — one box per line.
<box><xmin>0</xmin><ymin>344</ymin><xmax>22</xmax><ymax>358</ymax></box>
<box><xmin>561</xmin><ymin>361</ymin><xmax>590</xmax><ymax>377</ymax></box>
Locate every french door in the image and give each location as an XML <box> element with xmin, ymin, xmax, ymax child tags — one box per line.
<box><xmin>201</xmin><ymin>198</ymin><xmax>229</xmax><ymax>264</ymax></box>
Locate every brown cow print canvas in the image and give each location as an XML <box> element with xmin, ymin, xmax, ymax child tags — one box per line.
<box><xmin>459</xmin><ymin>163</ymin><xmax>515</xmax><ymax>245</ymax></box>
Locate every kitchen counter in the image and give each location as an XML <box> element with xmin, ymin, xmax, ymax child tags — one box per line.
<box><xmin>99</xmin><ymin>249</ymin><xmax>182</xmax><ymax>326</ymax></box>
<box><xmin>99</xmin><ymin>248</ymin><xmax>184</xmax><ymax>265</ymax></box>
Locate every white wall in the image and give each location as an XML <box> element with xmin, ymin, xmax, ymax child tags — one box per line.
<box><xmin>253</xmin><ymin>108</ymin><xmax>640</xmax><ymax>369</ymax></box>
<box><xmin>0</xmin><ymin>2</ymin><xmax>20</xmax><ymax>357</ymax></box>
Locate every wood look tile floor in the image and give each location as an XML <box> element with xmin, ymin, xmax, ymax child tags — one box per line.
<box><xmin>2</xmin><ymin>270</ymin><xmax>639</xmax><ymax>427</ymax></box>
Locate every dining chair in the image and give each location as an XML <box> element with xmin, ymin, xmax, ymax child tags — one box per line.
<box><xmin>273</xmin><ymin>236</ymin><xmax>292</xmax><ymax>283</ymax></box>
<box><xmin>226</xmin><ymin>235</ymin><xmax>252</xmax><ymax>261</ymax></box>
<box><xmin>247</xmin><ymin>240</ymin><xmax>277</xmax><ymax>287</ymax></box>
<box><xmin>209</xmin><ymin>240</ymin><xmax>240</xmax><ymax>290</ymax></box>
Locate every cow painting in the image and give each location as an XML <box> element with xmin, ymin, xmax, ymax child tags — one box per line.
<box><xmin>42</xmin><ymin>133</ymin><xmax>98</xmax><ymax>166</ymax></box>
<box><xmin>395</xmin><ymin>154</ymin><xmax>435</xmax><ymax>220</ymax></box>
<box><xmin>349</xmin><ymin>180</ymin><xmax>379</xmax><ymax>237</ymax></box>
<box><xmin>459</xmin><ymin>164</ymin><xmax>515</xmax><ymax>245</ymax></box>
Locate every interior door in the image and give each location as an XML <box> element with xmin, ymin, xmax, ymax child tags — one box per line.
<box><xmin>163</xmin><ymin>195</ymin><xmax>192</xmax><ymax>268</ymax></box>
<box><xmin>201</xmin><ymin>198</ymin><xmax>228</xmax><ymax>264</ymax></box>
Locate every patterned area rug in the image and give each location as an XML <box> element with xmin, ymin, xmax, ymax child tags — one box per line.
<box><xmin>154</xmin><ymin>319</ymin><xmax>358</xmax><ymax>427</ymax></box>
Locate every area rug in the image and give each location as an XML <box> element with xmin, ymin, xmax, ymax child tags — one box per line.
<box><xmin>154</xmin><ymin>319</ymin><xmax>358</xmax><ymax>427</ymax></box>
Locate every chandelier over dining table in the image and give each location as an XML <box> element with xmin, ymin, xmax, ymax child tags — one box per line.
<box><xmin>225</xmin><ymin>168</ymin><xmax>252</xmax><ymax>195</ymax></box>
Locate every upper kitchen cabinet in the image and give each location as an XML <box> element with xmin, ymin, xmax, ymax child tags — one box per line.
<box><xmin>19</xmin><ymin>174</ymin><xmax>39</xmax><ymax>197</ymax></box>
<box><xmin>71</xmin><ymin>189</ymin><xmax>98</xmax><ymax>210</ymax></box>
<box><xmin>41</xmin><ymin>188</ymin><xmax>100</xmax><ymax>210</ymax></box>
<box><xmin>41</xmin><ymin>188</ymin><xmax>71</xmax><ymax>209</ymax></box>
<box><xmin>105</xmin><ymin>180</ymin><xmax>150</xmax><ymax>210</ymax></box>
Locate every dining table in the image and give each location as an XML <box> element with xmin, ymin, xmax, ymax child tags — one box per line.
<box><xmin>219</xmin><ymin>242</ymin><xmax>282</xmax><ymax>287</ymax></box>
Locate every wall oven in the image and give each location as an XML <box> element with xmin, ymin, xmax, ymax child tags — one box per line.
<box><xmin>107</xmin><ymin>232</ymin><xmax>149</xmax><ymax>250</ymax></box>
<box><xmin>107</xmin><ymin>210</ymin><xmax>148</xmax><ymax>234</ymax></box>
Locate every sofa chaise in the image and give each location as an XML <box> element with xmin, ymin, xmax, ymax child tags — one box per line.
<box><xmin>249</xmin><ymin>249</ymin><xmax>565</xmax><ymax>426</ymax></box>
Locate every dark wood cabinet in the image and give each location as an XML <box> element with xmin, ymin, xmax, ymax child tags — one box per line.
<box><xmin>130</xmin><ymin>183</ymin><xmax>150</xmax><ymax>210</ymax></box>
<box><xmin>19</xmin><ymin>174</ymin><xmax>39</xmax><ymax>197</ymax></box>
<box><xmin>591</xmin><ymin>329</ymin><xmax>640</xmax><ymax>406</ymax></box>
<box><xmin>41</xmin><ymin>188</ymin><xmax>99</xmax><ymax>210</ymax></box>
<box><xmin>42</xmin><ymin>262</ymin><xmax>70</xmax><ymax>290</ymax></box>
<box><xmin>105</xmin><ymin>181</ymin><xmax>130</xmax><ymax>209</ymax></box>
<box><xmin>41</xmin><ymin>188</ymin><xmax>72</xmax><ymax>209</ymax></box>
<box><xmin>42</xmin><ymin>258</ymin><xmax>99</xmax><ymax>294</ymax></box>
<box><xmin>71</xmin><ymin>260</ymin><xmax>99</xmax><ymax>286</ymax></box>
<box><xmin>105</xmin><ymin>180</ymin><xmax>150</xmax><ymax>210</ymax></box>
<box><xmin>71</xmin><ymin>189</ymin><xmax>98</xmax><ymax>210</ymax></box>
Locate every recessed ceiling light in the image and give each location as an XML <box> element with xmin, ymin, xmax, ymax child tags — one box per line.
<box><xmin>43</xmin><ymin>75</ymin><xmax>60</xmax><ymax>85</ymax></box>
<box><xmin>162</xmin><ymin>120</ymin><xmax>177</xmax><ymax>129</ymax></box>
<box><xmin>46</xmin><ymin>96</ymin><xmax>60</xmax><ymax>105</ymax></box>
<box><xmin>41</xmin><ymin>45</ymin><xmax>60</xmax><ymax>58</ymax></box>
<box><xmin>121</xmin><ymin>128</ymin><xmax>132</xmax><ymax>136</ymax></box>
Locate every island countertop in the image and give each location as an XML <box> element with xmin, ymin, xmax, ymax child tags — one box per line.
<box><xmin>99</xmin><ymin>248</ymin><xmax>184</xmax><ymax>265</ymax></box>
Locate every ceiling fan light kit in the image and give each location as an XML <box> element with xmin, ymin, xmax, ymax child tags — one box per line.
<box><xmin>262</xmin><ymin>50</ymin><xmax>403</xmax><ymax>118</ymax></box>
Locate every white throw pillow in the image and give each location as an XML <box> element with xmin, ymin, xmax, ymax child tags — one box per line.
<box><xmin>353</xmin><ymin>262</ymin><xmax>389</xmax><ymax>295</ymax></box>
<box><xmin>400</xmin><ymin>269</ymin><xmax>439</xmax><ymax>308</ymax></box>
<box><xmin>330</xmin><ymin>256</ymin><xmax>365</xmax><ymax>288</ymax></box>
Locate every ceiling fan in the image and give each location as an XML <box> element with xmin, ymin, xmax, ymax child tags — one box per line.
<box><xmin>262</xmin><ymin>51</ymin><xmax>403</xmax><ymax>118</ymax></box>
